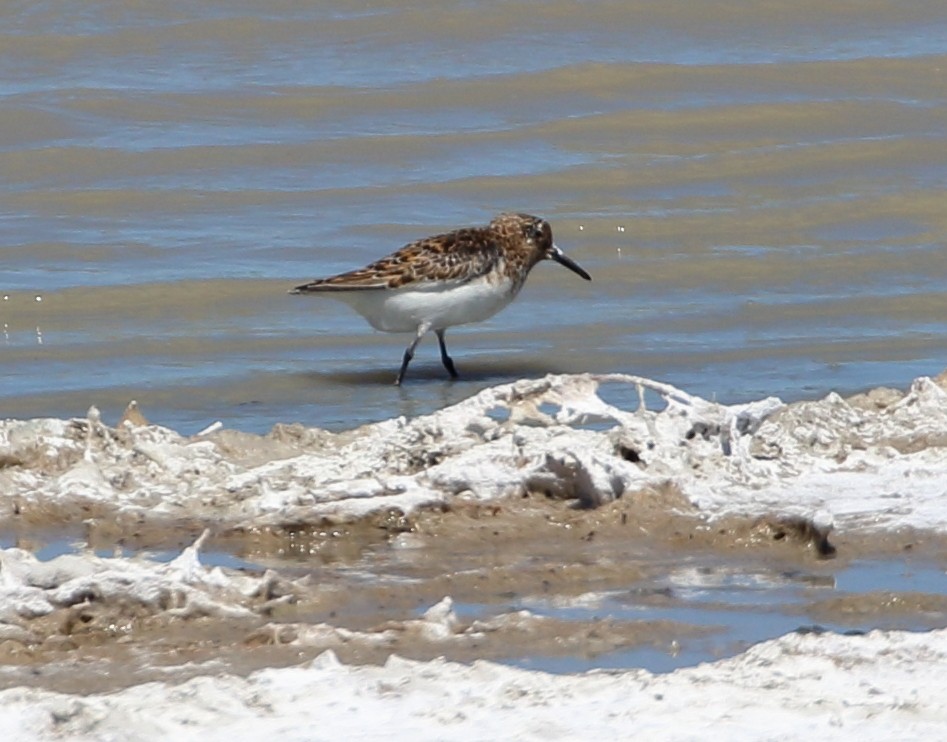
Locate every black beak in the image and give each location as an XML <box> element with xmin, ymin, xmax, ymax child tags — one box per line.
<box><xmin>549</xmin><ymin>244</ymin><xmax>591</xmax><ymax>281</ymax></box>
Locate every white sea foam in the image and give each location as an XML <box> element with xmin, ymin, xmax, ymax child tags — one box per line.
<box><xmin>3</xmin><ymin>372</ymin><xmax>947</xmax><ymax>532</ymax></box>
<box><xmin>0</xmin><ymin>535</ymin><xmax>945</xmax><ymax>740</ymax></box>
<box><xmin>2</xmin><ymin>372</ymin><xmax>947</xmax><ymax>740</ymax></box>
<box><xmin>1</xmin><ymin>625</ymin><xmax>945</xmax><ymax>741</ymax></box>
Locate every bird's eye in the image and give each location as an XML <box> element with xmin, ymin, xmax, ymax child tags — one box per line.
<box><xmin>527</xmin><ymin>223</ymin><xmax>544</xmax><ymax>241</ymax></box>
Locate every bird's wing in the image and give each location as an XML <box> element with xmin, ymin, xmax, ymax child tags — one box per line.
<box><xmin>291</xmin><ymin>227</ymin><xmax>502</xmax><ymax>294</ymax></box>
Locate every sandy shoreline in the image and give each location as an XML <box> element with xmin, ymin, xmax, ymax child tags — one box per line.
<box><xmin>2</xmin><ymin>371</ymin><xmax>947</xmax><ymax>738</ymax></box>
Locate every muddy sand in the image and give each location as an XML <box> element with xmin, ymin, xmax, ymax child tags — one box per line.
<box><xmin>2</xmin><ymin>371</ymin><xmax>947</xmax><ymax>698</ymax></box>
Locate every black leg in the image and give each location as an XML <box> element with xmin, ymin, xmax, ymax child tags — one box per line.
<box><xmin>395</xmin><ymin>347</ymin><xmax>413</xmax><ymax>386</ymax></box>
<box><xmin>436</xmin><ymin>329</ymin><xmax>459</xmax><ymax>379</ymax></box>
<box><xmin>396</xmin><ymin>324</ymin><xmax>429</xmax><ymax>385</ymax></box>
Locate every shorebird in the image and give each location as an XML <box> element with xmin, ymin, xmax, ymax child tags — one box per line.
<box><xmin>290</xmin><ymin>213</ymin><xmax>591</xmax><ymax>384</ymax></box>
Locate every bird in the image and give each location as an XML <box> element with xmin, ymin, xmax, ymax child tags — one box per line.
<box><xmin>290</xmin><ymin>212</ymin><xmax>591</xmax><ymax>385</ymax></box>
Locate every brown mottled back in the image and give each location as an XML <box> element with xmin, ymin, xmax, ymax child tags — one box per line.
<box><xmin>290</xmin><ymin>213</ymin><xmax>552</xmax><ymax>293</ymax></box>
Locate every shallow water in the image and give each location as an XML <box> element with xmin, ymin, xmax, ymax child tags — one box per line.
<box><xmin>3</xmin><ymin>1</ymin><xmax>947</xmax><ymax>433</ymax></box>
<box><xmin>509</xmin><ymin>557</ymin><xmax>947</xmax><ymax>674</ymax></box>
<box><xmin>4</xmin><ymin>528</ymin><xmax>945</xmax><ymax>676</ymax></box>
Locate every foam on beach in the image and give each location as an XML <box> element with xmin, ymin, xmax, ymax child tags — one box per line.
<box><xmin>2</xmin><ymin>372</ymin><xmax>947</xmax><ymax>740</ymax></box>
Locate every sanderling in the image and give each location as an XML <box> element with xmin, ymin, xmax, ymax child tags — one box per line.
<box><xmin>291</xmin><ymin>212</ymin><xmax>591</xmax><ymax>385</ymax></box>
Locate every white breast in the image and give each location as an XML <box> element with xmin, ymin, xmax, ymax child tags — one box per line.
<box><xmin>335</xmin><ymin>276</ymin><xmax>521</xmax><ymax>333</ymax></box>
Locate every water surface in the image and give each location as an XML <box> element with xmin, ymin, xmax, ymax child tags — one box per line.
<box><xmin>3</xmin><ymin>0</ymin><xmax>947</xmax><ymax>433</ymax></box>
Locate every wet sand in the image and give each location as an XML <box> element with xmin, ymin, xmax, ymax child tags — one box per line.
<box><xmin>3</xmin><ymin>469</ymin><xmax>947</xmax><ymax>695</ymax></box>
<box><xmin>5</xmin><ymin>366</ymin><xmax>947</xmax><ymax>696</ymax></box>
